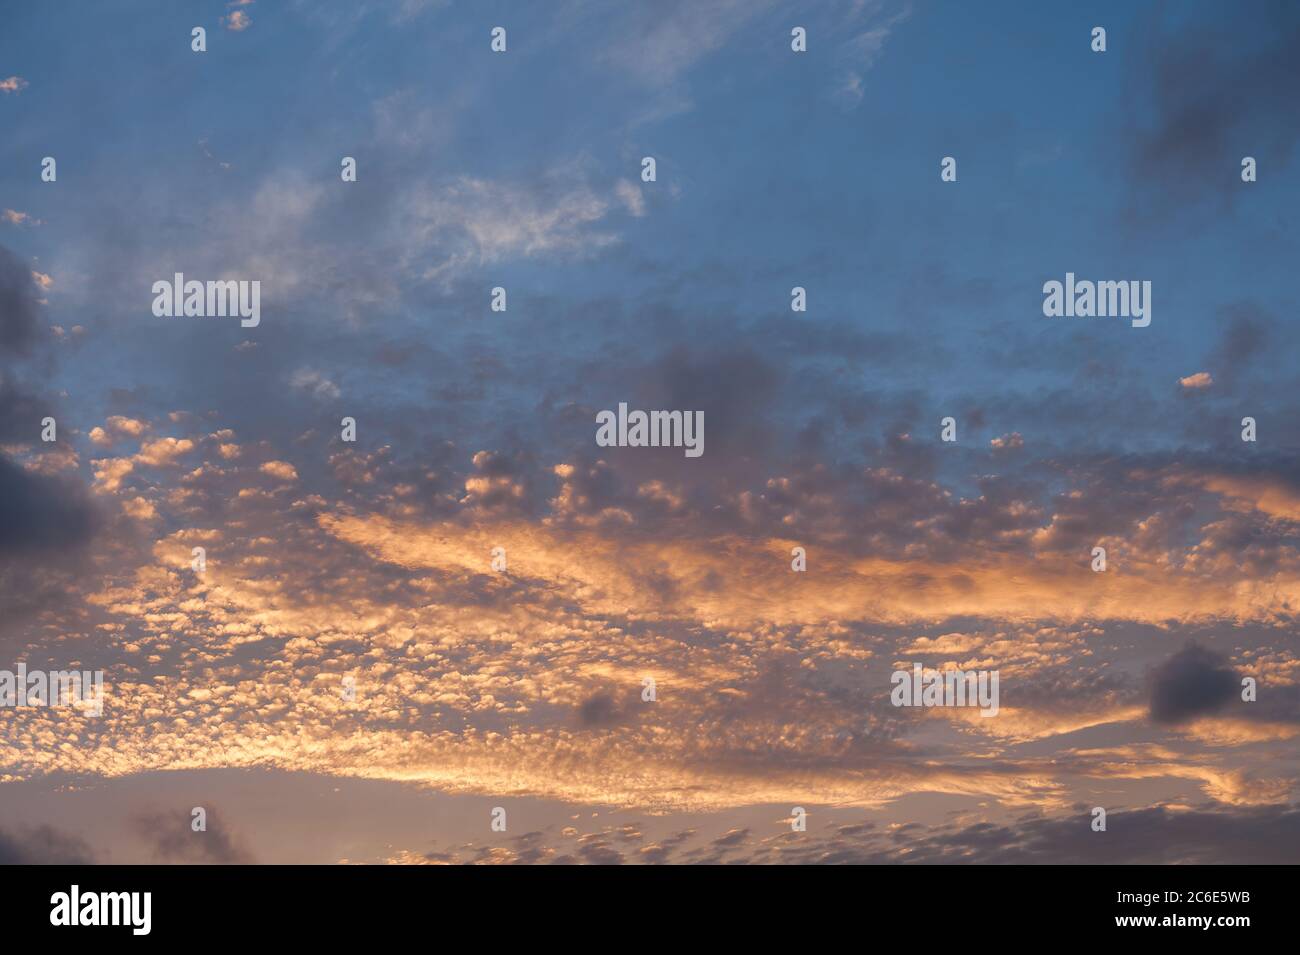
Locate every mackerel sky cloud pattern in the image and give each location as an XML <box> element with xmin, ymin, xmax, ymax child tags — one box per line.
<box><xmin>0</xmin><ymin>0</ymin><xmax>1298</xmax><ymax>865</ymax></box>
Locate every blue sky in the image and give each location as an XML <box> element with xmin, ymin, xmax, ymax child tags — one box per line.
<box><xmin>4</xmin><ymin>0</ymin><xmax>1297</xmax><ymax>467</ymax></box>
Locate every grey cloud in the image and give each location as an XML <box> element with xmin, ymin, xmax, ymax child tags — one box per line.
<box><xmin>0</xmin><ymin>824</ymin><xmax>97</xmax><ymax>864</ymax></box>
<box><xmin>0</xmin><ymin>456</ymin><xmax>97</xmax><ymax>558</ymax></box>
<box><xmin>133</xmin><ymin>807</ymin><xmax>255</xmax><ymax>864</ymax></box>
<box><xmin>0</xmin><ymin>244</ymin><xmax>42</xmax><ymax>356</ymax></box>
<box><xmin>1125</xmin><ymin>6</ymin><xmax>1300</xmax><ymax>218</ymax></box>
<box><xmin>1148</xmin><ymin>643</ymin><xmax>1240</xmax><ymax>726</ymax></box>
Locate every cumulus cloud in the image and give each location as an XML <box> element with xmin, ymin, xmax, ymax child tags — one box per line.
<box><xmin>260</xmin><ymin>460</ymin><xmax>299</xmax><ymax>481</ymax></box>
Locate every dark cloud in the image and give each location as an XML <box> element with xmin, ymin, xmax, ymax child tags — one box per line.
<box><xmin>391</xmin><ymin>806</ymin><xmax>1300</xmax><ymax>865</ymax></box>
<box><xmin>576</xmin><ymin>691</ymin><xmax>625</xmax><ymax>728</ymax></box>
<box><xmin>0</xmin><ymin>824</ymin><xmax>97</xmax><ymax>864</ymax></box>
<box><xmin>133</xmin><ymin>807</ymin><xmax>254</xmax><ymax>864</ymax></box>
<box><xmin>1147</xmin><ymin>643</ymin><xmax>1239</xmax><ymax>725</ymax></box>
<box><xmin>1125</xmin><ymin>5</ymin><xmax>1300</xmax><ymax>217</ymax></box>
<box><xmin>1207</xmin><ymin>302</ymin><xmax>1271</xmax><ymax>390</ymax></box>
<box><xmin>0</xmin><ymin>376</ymin><xmax>53</xmax><ymax>444</ymax></box>
<box><xmin>0</xmin><ymin>450</ymin><xmax>98</xmax><ymax>641</ymax></box>
<box><xmin>0</xmin><ymin>245</ymin><xmax>42</xmax><ymax>356</ymax></box>
<box><xmin>633</xmin><ymin>343</ymin><xmax>780</xmax><ymax>465</ymax></box>
<box><xmin>0</xmin><ymin>247</ymin><xmax>99</xmax><ymax>627</ymax></box>
<box><xmin>0</xmin><ymin>456</ymin><xmax>97</xmax><ymax>557</ymax></box>
<box><xmin>747</xmin><ymin>806</ymin><xmax>1300</xmax><ymax>865</ymax></box>
<box><xmin>576</xmin><ymin>840</ymin><xmax>625</xmax><ymax>864</ymax></box>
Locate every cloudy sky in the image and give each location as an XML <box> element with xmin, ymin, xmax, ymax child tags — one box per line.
<box><xmin>1</xmin><ymin>0</ymin><xmax>1298</xmax><ymax>864</ymax></box>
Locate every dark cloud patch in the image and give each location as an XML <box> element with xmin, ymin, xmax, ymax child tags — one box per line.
<box><xmin>576</xmin><ymin>691</ymin><xmax>625</xmax><ymax>729</ymax></box>
<box><xmin>1206</xmin><ymin>302</ymin><xmax>1271</xmax><ymax>391</ymax></box>
<box><xmin>0</xmin><ymin>376</ymin><xmax>54</xmax><ymax>443</ymax></box>
<box><xmin>0</xmin><ymin>824</ymin><xmax>97</xmax><ymax>864</ymax></box>
<box><xmin>576</xmin><ymin>840</ymin><xmax>625</xmax><ymax>864</ymax></box>
<box><xmin>634</xmin><ymin>344</ymin><xmax>780</xmax><ymax>464</ymax></box>
<box><xmin>1212</xmin><ymin>305</ymin><xmax>1270</xmax><ymax>372</ymax></box>
<box><xmin>391</xmin><ymin>807</ymin><xmax>1300</xmax><ymax>864</ymax></box>
<box><xmin>0</xmin><ymin>464</ymin><xmax>99</xmax><ymax>637</ymax></box>
<box><xmin>0</xmin><ymin>245</ymin><xmax>42</xmax><ymax>356</ymax></box>
<box><xmin>0</xmin><ymin>456</ymin><xmax>97</xmax><ymax>557</ymax></box>
<box><xmin>1125</xmin><ymin>6</ymin><xmax>1300</xmax><ymax>218</ymax></box>
<box><xmin>855</xmin><ymin>806</ymin><xmax>1300</xmax><ymax>865</ymax></box>
<box><xmin>0</xmin><ymin>247</ymin><xmax>99</xmax><ymax>630</ymax></box>
<box><xmin>1148</xmin><ymin>643</ymin><xmax>1239</xmax><ymax>725</ymax></box>
<box><xmin>133</xmin><ymin>807</ymin><xmax>254</xmax><ymax>864</ymax></box>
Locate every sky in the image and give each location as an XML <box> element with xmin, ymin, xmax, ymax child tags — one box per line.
<box><xmin>1</xmin><ymin>0</ymin><xmax>1299</xmax><ymax>864</ymax></box>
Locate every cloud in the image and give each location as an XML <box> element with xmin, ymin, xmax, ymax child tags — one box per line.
<box><xmin>0</xmin><ymin>377</ymin><xmax>52</xmax><ymax>444</ymax></box>
<box><xmin>88</xmin><ymin>416</ymin><xmax>148</xmax><ymax>447</ymax></box>
<box><xmin>1171</xmin><ymin>470</ymin><xmax>1300</xmax><ymax>523</ymax></box>
<box><xmin>0</xmin><ymin>244</ymin><xmax>42</xmax><ymax>354</ymax></box>
<box><xmin>133</xmin><ymin>807</ymin><xmax>254</xmax><ymax>864</ymax></box>
<box><xmin>1206</xmin><ymin>302</ymin><xmax>1271</xmax><ymax>390</ymax></box>
<box><xmin>134</xmin><ymin>437</ymin><xmax>195</xmax><ymax>468</ymax></box>
<box><xmin>260</xmin><ymin>460</ymin><xmax>299</xmax><ymax>481</ymax></box>
<box><xmin>0</xmin><ymin>824</ymin><xmax>96</xmax><ymax>863</ymax></box>
<box><xmin>2</xmin><ymin>1</ymin><xmax>1297</xmax><ymax>864</ymax></box>
<box><xmin>599</xmin><ymin>0</ymin><xmax>779</xmax><ymax>87</ymax></box>
<box><xmin>223</xmin><ymin>10</ymin><xmax>252</xmax><ymax>32</ymax></box>
<box><xmin>1178</xmin><ymin>371</ymin><xmax>1213</xmax><ymax>390</ymax></box>
<box><xmin>0</xmin><ymin>455</ymin><xmax>97</xmax><ymax>556</ymax></box>
<box><xmin>1125</xmin><ymin>9</ymin><xmax>1300</xmax><ymax>217</ymax></box>
<box><xmin>615</xmin><ymin>179</ymin><xmax>646</xmax><ymax>217</ymax></box>
<box><xmin>289</xmin><ymin>368</ymin><xmax>341</xmax><ymax>401</ymax></box>
<box><xmin>401</xmin><ymin>177</ymin><xmax>616</xmax><ymax>283</ymax></box>
<box><xmin>1148</xmin><ymin>643</ymin><xmax>1240</xmax><ymax>725</ymax></box>
<box><xmin>0</xmin><ymin>76</ymin><xmax>28</xmax><ymax>94</ymax></box>
<box><xmin>834</xmin><ymin>1</ymin><xmax>913</xmax><ymax>106</ymax></box>
<box><xmin>0</xmin><ymin>437</ymin><xmax>1294</xmax><ymax>818</ymax></box>
<box><xmin>576</xmin><ymin>690</ymin><xmax>629</xmax><ymax>728</ymax></box>
<box><xmin>91</xmin><ymin>457</ymin><xmax>134</xmax><ymax>493</ymax></box>
<box><xmin>2</xmin><ymin>210</ymin><xmax>39</xmax><ymax>227</ymax></box>
<box><xmin>122</xmin><ymin>495</ymin><xmax>158</xmax><ymax>521</ymax></box>
<box><xmin>384</xmin><ymin>805</ymin><xmax>1300</xmax><ymax>864</ymax></box>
